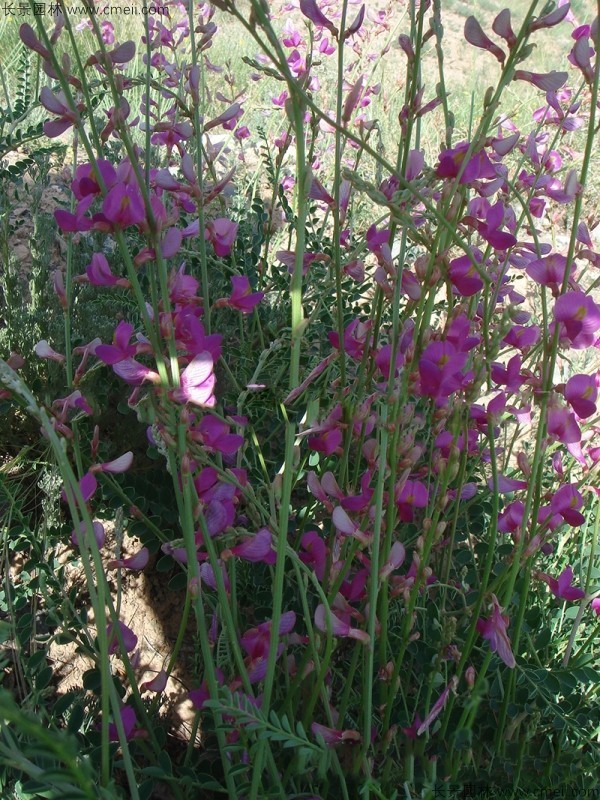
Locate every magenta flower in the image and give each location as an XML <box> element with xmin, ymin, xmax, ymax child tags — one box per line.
<box><xmin>476</xmin><ymin>594</ymin><xmax>516</xmax><ymax>668</ymax></box>
<box><xmin>550</xmin><ymin>483</ymin><xmax>585</xmax><ymax>527</ymax></box>
<box><xmin>108</xmin><ymin>547</ymin><xmax>149</xmax><ymax>571</ymax></box>
<box><xmin>448</xmin><ymin>254</ymin><xmax>484</xmax><ymax>296</ymax></box>
<box><xmin>72</xmin><ymin>160</ymin><xmax>117</xmax><ymax>199</ymax></box>
<box><xmin>547</xmin><ymin>404</ymin><xmax>581</xmax><ymax>445</ymax></box>
<box><xmin>96</xmin><ymin>322</ymin><xmax>137</xmax><ymax>365</ymax></box>
<box><xmin>416</xmin><ymin>676</ymin><xmax>459</xmax><ymax>736</ymax></box>
<box><xmin>314</xmin><ymin>602</ymin><xmax>369</xmax><ymax>645</ymax></box>
<box><xmin>537</xmin><ymin>566</ymin><xmax>585</xmax><ymax>601</ymax></box>
<box><xmin>112</xmin><ymin>358</ymin><xmax>160</xmax><ymax>386</ymax></box>
<box><xmin>240</xmin><ymin>611</ymin><xmax>296</xmax><ymax>683</ymax></box>
<box><xmin>464</xmin><ymin>16</ymin><xmax>505</xmax><ymax>63</ymax></box>
<box><xmin>71</xmin><ymin>520</ymin><xmax>106</xmax><ymax>549</ymax></box>
<box><xmin>311</xmin><ymin>723</ymin><xmax>361</xmax><ymax>747</ymax></box>
<box><xmin>418</xmin><ymin>341</ymin><xmax>468</xmax><ymax>405</ymax></box>
<box><xmin>554</xmin><ymin>291</ymin><xmax>600</xmax><ymax>349</ymax></box>
<box><xmin>102</xmin><ymin>183</ymin><xmax>145</xmax><ymax>229</ymax></box>
<box><xmin>564</xmin><ymin>374</ymin><xmax>598</xmax><ymax>418</ymax></box>
<box><xmin>299</xmin><ymin>0</ymin><xmax>338</xmax><ymax>37</ymax></box>
<box><xmin>513</xmin><ymin>70</ymin><xmax>568</xmax><ymax>92</ymax></box>
<box><xmin>39</xmin><ymin>87</ymin><xmax>83</xmax><ymax>138</ymax></box>
<box><xmin>189</xmin><ymin>416</ymin><xmax>243</xmax><ymax>455</ymax></box>
<box><xmin>170</xmin><ymin>353</ymin><xmax>216</xmax><ymax>408</ymax></box>
<box><xmin>205</xmin><ymin>218</ymin><xmax>238</xmax><ymax>257</ymax></box>
<box><xmin>395</xmin><ymin>479</ymin><xmax>429</xmax><ymax>522</ymax></box>
<box><xmin>107</xmin><ymin>620</ymin><xmax>138</xmax><ymax>656</ymax></box>
<box><xmin>591</xmin><ymin>598</ymin><xmax>600</xmax><ymax>616</ymax></box>
<box><xmin>84</xmin><ymin>252</ymin><xmax>130</xmax><ymax>288</ymax></box>
<box><xmin>299</xmin><ymin>530</ymin><xmax>327</xmax><ymax>580</ymax></box>
<box><xmin>526</xmin><ymin>253</ymin><xmax>574</xmax><ymax>296</ymax></box>
<box><xmin>107</xmin><ymin>706</ymin><xmax>144</xmax><ymax>742</ymax></box>
<box><xmin>216</xmin><ymin>276</ymin><xmax>264</xmax><ymax>313</ymax></box>
<box><xmin>226</xmin><ymin>528</ymin><xmax>276</xmax><ymax>566</ymax></box>
<box><xmin>436</xmin><ymin>141</ymin><xmax>497</xmax><ymax>184</ymax></box>
<box><xmin>503</xmin><ymin>324</ymin><xmax>541</xmax><ymax>351</ymax></box>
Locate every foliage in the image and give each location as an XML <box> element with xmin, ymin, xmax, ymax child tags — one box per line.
<box><xmin>0</xmin><ymin>1</ymin><xmax>599</xmax><ymax>799</ymax></box>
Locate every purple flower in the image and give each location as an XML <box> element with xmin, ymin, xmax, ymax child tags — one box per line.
<box><xmin>226</xmin><ymin>528</ymin><xmax>276</xmax><ymax>566</ymax></box>
<box><xmin>448</xmin><ymin>254</ymin><xmax>484</xmax><ymax>296</ymax></box>
<box><xmin>417</xmin><ymin>676</ymin><xmax>459</xmax><ymax>735</ymax></box>
<box><xmin>108</xmin><ymin>547</ymin><xmax>149</xmax><ymax>571</ymax></box>
<box><xmin>476</xmin><ymin>594</ymin><xmax>516</xmax><ymax>668</ymax></box>
<box><xmin>102</xmin><ymin>183</ymin><xmax>145</xmax><ymax>229</ymax></box>
<box><xmin>554</xmin><ymin>291</ymin><xmax>600</xmax><ymax>349</ymax></box>
<box><xmin>564</xmin><ymin>374</ymin><xmax>598</xmax><ymax>418</ymax></box>
<box><xmin>299</xmin><ymin>0</ymin><xmax>338</xmax><ymax>37</ymax></box>
<box><xmin>537</xmin><ymin>566</ymin><xmax>585</xmax><ymax>601</ymax></box>
<box><xmin>171</xmin><ymin>353</ymin><xmax>216</xmax><ymax>408</ymax></box>
<box><xmin>39</xmin><ymin>87</ymin><xmax>83</xmax><ymax>138</ymax></box>
<box><xmin>95</xmin><ymin>321</ymin><xmax>137</xmax><ymax>365</ymax></box>
<box><xmin>215</xmin><ymin>276</ymin><xmax>264</xmax><ymax>313</ymax></box>
<box><xmin>464</xmin><ymin>16</ymin><xmax>505</xmax><ymax>63</ymax></box>
<box><xmin>107</xmin><ymin>620</ymin><xmax>138</xmax><ymax>656</ymax></box>
<box><xmin>513</xmin><ymin>70</ymin><xmax>568</xmax><ymax>92</ymax></box>
<box><xmin>205</xmin><ymin>218</ymin><xmax>238</xmax><ymax>257</ymax></box>
<box><xmin>436</xmin><ymin>141</ymin><xmax>497</xmax><ymax>184</ymax></box>
<box><xmin>311</xmin><ymin>723</ymin><xmax>361</xmax><ymax>746</ymax></box>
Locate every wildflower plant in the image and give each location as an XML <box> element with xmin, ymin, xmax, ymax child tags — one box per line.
<box><xmin>1</xmin><ymin>0</ymin><xmax>600</xmax><ymax>798</ymax></box>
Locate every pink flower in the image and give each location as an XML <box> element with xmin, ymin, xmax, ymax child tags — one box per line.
<box><xmin>240</xmin><ymin>611</ymin><xmax>296</xmax><ymax>683</ymax></box>
<box><xmin>464</xmin><ymin>16</ymin><xmax>505</xmax><ymax>63</ymax></box>
<box><xmin>537</xmin><ymin>565</ymin><xmax>585</xmax><ymax>601</ymax></box>
<box><xmin>215</xmin><ymin>276</ymin><xmax>264</xmax><ymax>313</ymax></box>
<box><xmin>107</xmin><ymin>620</ymin><xmax>138</xmax><ymax>656</ymax></box>
<box><xmin>108</xmin><ymin>547</ymin><xmax>149</xmax><ymax>571</ymax></box>
<box><xmin>476</xmin><ymin>594</ymin><xmax>516</xmax><ymax>668</ymax></box>
<box><xmin>436</xmin><ymin>141</ymin><xmax>497</xmax><ymax>184</ymax></box>
<box><xmin>189</xmin><ymin>416</ymin><xmax>243</xmax><ymax>455</ymax></box>
<box><xmin>226</xmin><ymin>528</ymin><xmax>276</xmax><ymax>566</ymax></box>
<box><xmin>299</xmin><ymin>0</ymin><xmax>338</xmax><ymax>37</ymax></box>
<box><xmin>547</xmin><ymin>404</ymin><xmax>581</xmax><ymax>444</ymax></box>
<box><xmin>314</xmin><ymin>602</ymin><xmax>370</xmax><ymax>645</ymax></box>
<box><xmin>102</xmin><ymin>183</ymin><xmax>145</xmax><ymax>229</ymax></box>
<box><xmin>96</xmin><ymin>321</ymin><xmax>137</xmax><ymax>365</ymax></box>
<box><xmin>34</xmin><ymin>340</ymin><xmax>65</xmax><ymax>363</ymax></box>
<box><xmin>71</xmin><ymin>520</ymin><xmax>106</xmax><ymax>549</ymax></box>
<box><xmin>416</xmin><ymin>676</ymin><xmax>458</xmax><ymax>735</ymax></box>
<box><xmin>448</xmin><ymin>254</ymin><xmax>485</xmax><ymax>296</ymax></box>
<box><xmin>141</xmin><ymin>669</ymin><xmax>167</xmax><ymax>693</ymax></box>
<box><xmin>39</xmin><ymin>87</ymin><xmax>83</xmax><ymax>138</ymax></box>
<box><xmin>591</xmin><ymin>597</ymin><xmax>600</xmax><ymax>616</ymax></box>
<box><xmin>513</xmin><ymin>70</ymin><xmax>568</xmax><ymax>92</ymax></box>
<box><xmin>205</xmin><ymin>218</ymin><xmax>238</xmax><ymax>257</ymax></box>
<box><xmin>554</xmin><ymin>291</ymin><xmax>600</xmax><ymax>349</ymax></box>
<box><xmin>107</xmin><ymin>706</ymin><xmax>146</xmax><ymax>741</ymax></box>
<box><xmin>61</xmin><ymin>472</ymin><xmax>97</xmax><ymax>504</ymax></box>
<box><xmin>171</xmin><ymin>353</ymin><xmax>216</xmax><ymax>408</ymax></box>
<box><xmin>564</xmin><ymin>374</ymin><xmax>598</xmax><ymax>418</ymax></box>
<box><xmin>85</xmin><ymin>252</ymin><xmax>130</xmax><ymax>288</ymax></box>
<box><xmin>311</xmin><ymin>723</ymin><xmax>361</xmax><ymax>747</ymax></box>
